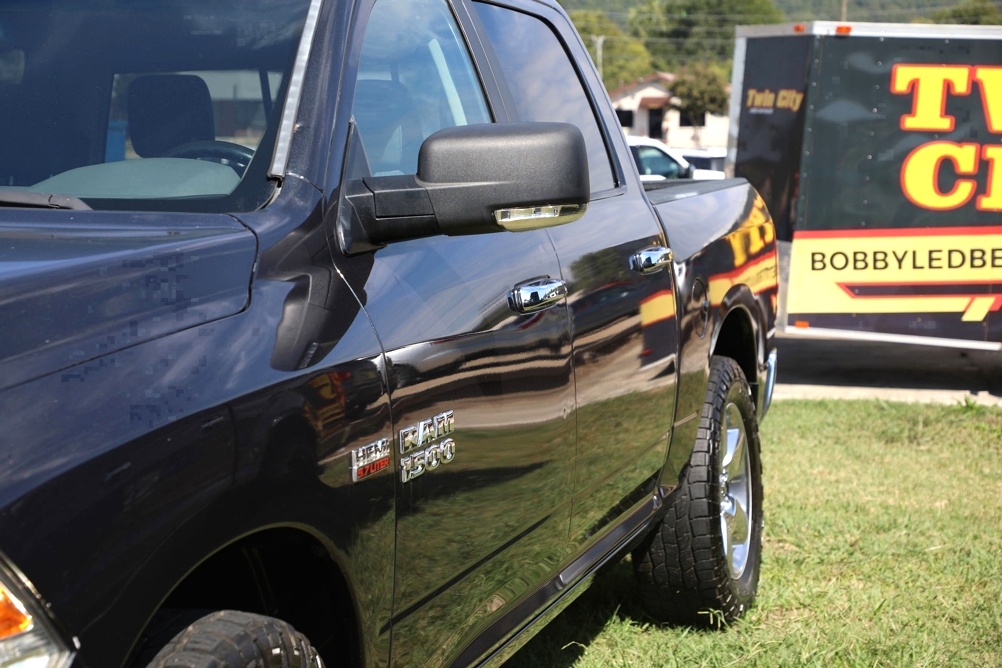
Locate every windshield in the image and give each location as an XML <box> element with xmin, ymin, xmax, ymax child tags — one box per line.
<box><xmin>0</xmin><ymin>0</ymin><xmax>312</xmax><ymax>212</ymax></box>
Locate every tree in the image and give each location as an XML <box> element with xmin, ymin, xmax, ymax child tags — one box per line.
<box><xmin>929</xmin><ymin>0</ymin><xmax>1002</xmax><ymax>24</ymax></box>
<box><xmin>629</xmin><ymin>0</ymin><xmax>784</xmax><ymax>69</ymax></box>
<box><xmin>569</xmin><ymin>10</ymin><xmax>654</xmax><ymax>91</ymax></box>
<box><xmin>774</xmin><ymin>0</ymin><xmax>1002</xmax><ymax>23</ymax></box>
<box><xmin>669</xmin><ymin>62</ymin><xmax>730</xmax><ymax>145</ymax></box>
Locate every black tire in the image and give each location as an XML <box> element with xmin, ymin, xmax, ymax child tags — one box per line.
<box><xmin>146</xmin><ymin>610</ymin><xmax>324</xmax><ymax>668</ymax></box>
<box><xmin>633</xmin><ymin>355</ymin><xmax>763</xmax><ymax>627</ymax></box>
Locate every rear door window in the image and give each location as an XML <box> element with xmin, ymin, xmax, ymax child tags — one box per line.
<box><xmin>472</xmin><ymin>2</ymin><xmax>615</xmax><ymax>193</ymax></box>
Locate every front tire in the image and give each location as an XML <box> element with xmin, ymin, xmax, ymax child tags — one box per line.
<box><xmin>146</xmin><ymin>610</ymin><xmax>324</xmax><ymax>668</ymax></box>
<box><xmin>633</xmin><ymin>355</ymin><xmax>763</xmax><ymax>627</ymax></box>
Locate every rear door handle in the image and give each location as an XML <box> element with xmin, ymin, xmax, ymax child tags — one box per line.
<box><xmin>630</xmin><ymin>246</ymin><xmax>674</xmax><ymax>275</ymax></box>
<box><xmin>509</xmin><ymin>277</ymin><xmax>567</xmax><ymax>314</ymax></box>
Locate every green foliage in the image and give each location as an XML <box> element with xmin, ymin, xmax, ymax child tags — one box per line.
<box><xmin>929</xmin><ymin>0</ymin><xmax>1002</xmax><ymax>24</ymax></box>
<box><xmin>628</xmin><ymin>0</ymin><xmax>784</xmax><ymax>69</ymax></box>
<box><xmin>561</xmin><ymin>0</ymin><xmax>643</xmax><ymax>22</ymax></box>
<box><xmin>754</xmin><ymin>0</ymin><xmax>1001</xmax><ymax>23</ymax></box>
<box><xmin>562</xmin><ymin>1</ymin><xmax>1002</xmax><ymax>30</ymax></box>
<box><xmin>568</xmin><ymin>247</ymin><xmax>631</xmax><ymax>293</ymax></box>
<box><xmin>669</xmin><ymin>62</ymin><xmax>729</xmax><ymax>134</ymax></box>
<box><xmin>569</xmin><ymin>10</ymin><xmax>654</xmax><ymax>90</ymax></box>
<box><xmin>564</xmin><ymin>0</ymin><xmax>1001</xmax><ymax>91</ymax></box>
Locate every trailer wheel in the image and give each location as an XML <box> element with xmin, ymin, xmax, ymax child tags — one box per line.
<box><xmin>146</xmin><ymin>610</ymin><xmax>324</xmax><ymax>667</ymax></box>
<box><xmin>633</xmin><ymin>355</ymin><xmax>763</xmax><ymax>627</ymax></box>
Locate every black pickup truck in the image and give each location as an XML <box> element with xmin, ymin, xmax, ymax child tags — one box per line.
<box><xmin>0</xmin><ymin>1</ymin><xmax>778</xmax><ymax>666</ymax></box>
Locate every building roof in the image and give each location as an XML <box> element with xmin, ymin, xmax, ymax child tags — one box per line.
<box><xmin>608</xmin><ymin>72</ymin><xmax>676</xmax><ymax>99</ymax></box>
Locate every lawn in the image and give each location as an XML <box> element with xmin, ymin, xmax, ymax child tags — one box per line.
<box><xmin>507</xmin><ymin>399</ymin><xmax>1002</xmax><ymax>667</ymax></box>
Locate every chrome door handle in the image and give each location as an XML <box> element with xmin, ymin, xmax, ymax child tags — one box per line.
<box><xmin>509</xmin><ymin>277</ymin><xmax>567</xmax><ymax>314</ymax></box>
<box><xmin>631</xmin><ymin>246</ymin><xmax>674</xmax><ymax>275</ymax></box>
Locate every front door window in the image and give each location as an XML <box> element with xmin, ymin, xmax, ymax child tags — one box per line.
<box><xmin>351</xmin><ymin>0</ymin><xmax>490</xmax><ymax>176</ymax></box>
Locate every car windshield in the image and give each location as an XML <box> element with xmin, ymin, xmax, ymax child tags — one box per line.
<box><xmin>0</xmin><ymin>0</ymin><xmax>312</xmax><ymax>212</ymax></box>
<box><xmin>686</xmin><ymin>155</ymin><xmax>725</xmax><ymax>172</ymax></box>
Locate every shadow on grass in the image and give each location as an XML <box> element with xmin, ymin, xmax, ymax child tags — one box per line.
<box><xmin>504</xmin><ymin>558</ymin><xmax>653</xmax><ymax>667</ymax></box>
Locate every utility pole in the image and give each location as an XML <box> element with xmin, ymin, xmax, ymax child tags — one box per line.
<box><xmin>590</xmin><ymin>35</ymin><xmax>606</xmax><ymax>82</ymax></box>
<box><xmin>840</xmin><ymin>0</ymin><xmax>848</xmax><ymax>21</ymax></box>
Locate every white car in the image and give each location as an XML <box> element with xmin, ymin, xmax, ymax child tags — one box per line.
<box><xmin>626</xmin><ymin>135</ymin><xmax>725</xmax><ymax>181</ymax></box>
<box><xmin>676</xmin><ymin>146</ymin><xmax>727</xmax><ymax>174</ymax></box>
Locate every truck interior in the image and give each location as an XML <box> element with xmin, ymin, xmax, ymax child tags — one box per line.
<box><xmin>0</xmin><ymin>0</ymin><xmax>311</xmax><ymax>211</ymax></box>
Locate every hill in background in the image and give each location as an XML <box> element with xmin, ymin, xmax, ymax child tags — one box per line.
<box><xmin>559</xmin><ymin>0</ymin><xmax>993</xmax><ymax>25</ymax></box>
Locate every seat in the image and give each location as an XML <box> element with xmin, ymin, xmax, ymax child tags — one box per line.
<box><xmin>352</xmin><ymin>79</ymin><xmax>424</xmax><ymax>175</ymax></box>
<box><xmin>127</xmin><ymin>74</ymin><xmax>215</xmax><ymax>157</ymax></box>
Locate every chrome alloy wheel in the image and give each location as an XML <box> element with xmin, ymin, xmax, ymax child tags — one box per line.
<box><xmin>719</xmin><ymin>401</ymin><xmax>752</xmax><ymax>580</ymax></box>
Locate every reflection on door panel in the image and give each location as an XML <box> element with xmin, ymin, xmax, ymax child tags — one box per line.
<box><xmin>474</xmin><ymin>1</ymin><xmax>678</xmax><ymax>548</ymax></box>
<box><xmin>346</xmin><ymin>1</ymin><xmax>575</xmax><ymax>665</ymax></box>
<box><xmin>372</xmin><ymin>236</ymin><xmax>575</xmax><ymax>668</ymax></box>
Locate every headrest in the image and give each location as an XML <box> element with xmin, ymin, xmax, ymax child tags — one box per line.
<box><xmin>128</xmin><ymin>75</ymin><xmax>214</xmax><ymax>157</ymax></box>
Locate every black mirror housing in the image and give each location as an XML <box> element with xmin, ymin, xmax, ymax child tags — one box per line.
<box><xmin>417</xmin><ymin>122</ymin><xmax>589</xmax><ymax>235</ymax></box>
<box><xmin>337</xmin><ymin>122</ymin><xmax>590</xmax><ymax>254</ymax></box>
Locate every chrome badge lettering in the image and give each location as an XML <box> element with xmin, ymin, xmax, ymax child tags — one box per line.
<box><xmin>401</xmin><ymin>438</ymin><xmax>456</xmax><ymax>483</ymax></box>
<box><xmin>351</xmin><ymin>438</ymin><xmax>391</xmax><ymax>482</ymax></box>
<box><xmin>399</xmin><ymin>410</ymin><xmax>456</xmax><ymax>483</ymax></box>
<box><xmin>399</xmin><ymin>410</ymin><xmax>454</xmax><ymax>454</ymax></box>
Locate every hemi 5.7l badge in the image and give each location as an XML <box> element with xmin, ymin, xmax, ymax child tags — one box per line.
<box><xmin>351</xmin><ymin>438</ymin><xmax>391</xmax><ymax>482</ymax></box>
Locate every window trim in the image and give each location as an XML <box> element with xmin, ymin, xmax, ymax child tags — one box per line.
<box><xmin>269</xmin><ymin>0</ymin><xmax>325</xmax><ymax>178</ymax></box>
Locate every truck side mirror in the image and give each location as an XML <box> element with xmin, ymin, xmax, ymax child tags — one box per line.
<box><xmin>336</xmin><ymin>122</ymin><xmax>590</xmax><ymax>255</ymax></box>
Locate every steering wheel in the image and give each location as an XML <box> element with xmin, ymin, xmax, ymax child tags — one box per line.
<box><xmin>162</xmin><ymin>140</ymin><xmax>255</xmax><ymax>176</ymax></box>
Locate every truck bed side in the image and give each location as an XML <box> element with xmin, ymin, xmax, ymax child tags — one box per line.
<box><xmin>646</xmin><ymin>178</ymin><xmax>779</xmax><ymax>488</ymax></box>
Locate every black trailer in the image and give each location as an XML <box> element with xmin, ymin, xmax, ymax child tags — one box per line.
<box><xmin>730</xmin><ymin>21</ymin><xmax>1002</xmax><ymax>350</ymax></box>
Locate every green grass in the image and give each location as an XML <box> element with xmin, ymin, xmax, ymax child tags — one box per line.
<box><xmin>507</xmin><ymin>399</ymin><xmax>1002</xmax><ymax>667</ymax></box>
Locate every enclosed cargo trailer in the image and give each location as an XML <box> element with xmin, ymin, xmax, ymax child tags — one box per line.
<box><xmin>730</xmin><ymin>21</ymin><xmax>1002</xmax><ymax>350</ymax></box>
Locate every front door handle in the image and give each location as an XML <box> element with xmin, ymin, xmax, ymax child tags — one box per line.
<box><xmin>631</xmin><ymin>246</ymin><xmax>674</xmax><ymax>275</ymax></box>
<box><xmin>509</xmin><ymin>277</ymin><xmax>567</xmax><ymax>314</ymax></box>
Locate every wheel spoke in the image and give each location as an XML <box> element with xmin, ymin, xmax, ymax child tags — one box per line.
<box><xmin>728</xmin><ymin>479</ymin><xmax>750</xmax><ymax>543</ymax></box>
<box><xmin>723</xmin><ymin>407</ymin><xmax>745</xmax><ymax>478</ymax></box>
<box><xmin>720</xmin><ymin>400</ymin><xmax>752</xmax><ymax>580</ymax></box>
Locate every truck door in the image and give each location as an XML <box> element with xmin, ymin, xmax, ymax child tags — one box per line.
<box><xmin>471</xmin><ymin>0</ymin><xmax>679</xmax><ymax>551</ymax></box>
<box><xmin>333</xmin><ymin>0</ymin><xmax>575</xmax><ymax>663</ymax></box>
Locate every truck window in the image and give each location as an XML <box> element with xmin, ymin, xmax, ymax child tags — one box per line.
<box><xmin>107</xmin><ymin>70</ymin><xmax>283</xmax><ymax>164</ymax></box>
<box><xmin>351</xmin><ymin>0</ymin><xmax>491</xmax><ymax>176</ymax></box>
<box><xmin>472</xmin><ymin>3</ymin><xmax>615</xmax><ymax>193</ymax></box>
<box><xmin>0</xmin><ymin>0</ymin><xmax>312</xmax><ymax>212</ymax></box>
<box><xmin>633</xmin><ymin>145</ymin><xmax>683</xmax><ymax>179</ymax></box>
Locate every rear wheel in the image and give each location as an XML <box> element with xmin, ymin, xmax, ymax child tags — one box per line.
<box><xmin>633</xmin><ymin>355</ymin><xmax>763</xmax><ymax>626</ymax></box>
<box><xmin>146</xmin><ymin>610</ymin><xmax>324</xmax><ymax>668</ymax></box>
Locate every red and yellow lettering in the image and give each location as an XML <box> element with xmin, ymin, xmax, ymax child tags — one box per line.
<box><xmin>900</xmin><ymin>141</ymin><xmax>978</xmax><ymax>210</ymax></box>
<box><xmin>977</xmin><ymin>144</ymin><xmax>1002</xmax><ymax>211</ymax></box>
<box><xmin>974</xmin><ymin>66</ymin><xmax>1002</xmax><ymax>133</ymax></box>
<box><xmin>891</xmin><ymin>64</ymin><xmax>971</xmax><ymax>132</ymax></box>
